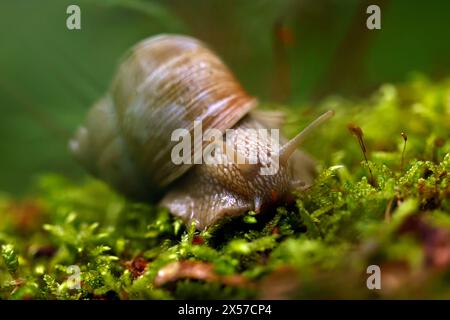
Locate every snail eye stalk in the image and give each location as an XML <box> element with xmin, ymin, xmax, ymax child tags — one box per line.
<box><xmin>279</xmin><ymin>110</ymin><xmax>335</xmax><ymax>165</ymax></box>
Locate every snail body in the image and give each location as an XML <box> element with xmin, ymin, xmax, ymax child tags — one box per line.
<box><xmin>70</xmin><ymin>34</ymin><xmax>332</xmax><ymax>230</ymax></box>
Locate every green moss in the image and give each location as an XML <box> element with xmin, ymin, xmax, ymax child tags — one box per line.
<box><xmin>1</xmin><ymin>244</ymin><xmax>18</xmax><ymax>275</ymax></box>
<box><xmin>0</xmin><ymin>75</ymin><xmax>449</xmax><ymax>299</ymax></box>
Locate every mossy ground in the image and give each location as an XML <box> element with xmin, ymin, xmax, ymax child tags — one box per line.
<box><xmin>0</xmin><ymin>75</ymin><xmax>449</xmax><ymax>299</ymax></box>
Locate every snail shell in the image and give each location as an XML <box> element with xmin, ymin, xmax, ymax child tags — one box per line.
<box><xmin>70</xmin><ymin>34</ymin><xmax>332</xmax><ymax>230</ymax></box>
<box><xmin>70</xmin><ymin>35</ymin><xmax>256</xmax><ymax>201</ymax></box>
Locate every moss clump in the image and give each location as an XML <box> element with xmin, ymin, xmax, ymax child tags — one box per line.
<box><xmin>0</xmin><ymin>75</ymin><xmax>449</xmax><ymax>299</ymax></box>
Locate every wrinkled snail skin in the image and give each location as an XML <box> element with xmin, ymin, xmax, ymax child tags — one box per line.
<box><xmin>69</xmin><ymin>34</ymin><xmax>321</xmax><ymax>230</ymax></box>
<box><xmin>161</xmin><ymin>115</ymin><xmax>316</xmax><ymax>230</ymax></box>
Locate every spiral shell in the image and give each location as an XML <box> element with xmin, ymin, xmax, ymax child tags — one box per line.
<box><xmin>69</xmin><ymin>34</ymin><xmax>257</xmax><ymax>200</ymax></box>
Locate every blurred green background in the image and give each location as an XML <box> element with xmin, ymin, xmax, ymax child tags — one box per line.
<box><xmin>0</xmin><ymin>0</ymin><xmax>449</xmax><ymax>195</ymax></box>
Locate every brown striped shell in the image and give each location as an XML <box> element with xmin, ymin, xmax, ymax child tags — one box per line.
<box><xmin>69</xmin><ymin>34</ymin><xmax>257</xmax><ymax>201</ymax></box>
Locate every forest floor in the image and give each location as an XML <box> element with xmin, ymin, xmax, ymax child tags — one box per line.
<box><xmin>0</xmin><ymin>75</ymin><xmax>449</xmax><ymax>299</ymax></box>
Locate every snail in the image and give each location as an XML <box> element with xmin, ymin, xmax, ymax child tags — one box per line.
<box><xmin>69</xmin><ymin>34</ymin><xmax>333</xmax><ymax>230</ymax></box>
